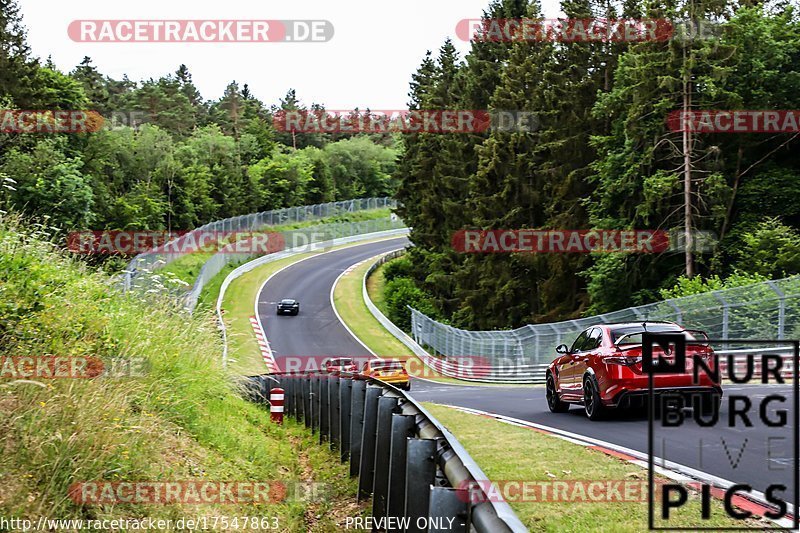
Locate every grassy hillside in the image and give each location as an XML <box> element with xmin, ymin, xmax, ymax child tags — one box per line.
<box><xmin>0</xmin><ymin>217</ymin><xmax>364</xmax><ymax>530</ymax></box>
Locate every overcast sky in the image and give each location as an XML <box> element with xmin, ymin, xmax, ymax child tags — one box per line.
<box><xmin>17</xmin><ymin>0</ymin><xmax>560</xmax><ymax>109</ymax></box>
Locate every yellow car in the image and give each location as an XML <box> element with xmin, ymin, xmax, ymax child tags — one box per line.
<box><xmin>361</xmin><ymin>359</ymin><xmax>410</xmax><ymax>391</ymax></box>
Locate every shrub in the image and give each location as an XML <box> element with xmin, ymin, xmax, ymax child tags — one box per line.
<box><xmin>384</xmin><ymin>276</ymin><xmax>439</xmax><ymax>332</ymax></box>
<box><xmin>381</xmin><ymin>255</ymin><xmax>412</xmax><ymax>283</ymax></box>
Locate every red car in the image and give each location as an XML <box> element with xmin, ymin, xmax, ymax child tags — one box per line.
<box><xmin>545</xmin><ymin>322</ymin><xmax>722</xmax><ymax>420</ymax></box>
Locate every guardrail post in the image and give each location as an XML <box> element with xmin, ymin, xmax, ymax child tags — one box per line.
<box><xmin>357</xmin><ymin>385</ymin><xmax>383</xmax><ymax>500</ymax></box>
<box><xmin>350</xmin><ymin>379</ymin><xmax>366</xmax><ymax>477</ymax></box>
<box><xmin>295</xmin><ymin>374</ymin><xmax>304</xmax><ymax>421</ymax></box>
<box><xmin>312</xmin><ymin>374</ymin><xmax>321</xmax><ymax>433</ymax></box>
<box><xmin>386</xmin><ymin>414</ymin><xmax>415</xmax><ymax>524</ymax></box>
<box><xmin>404</xmin><ymin>439</ymin><xmax>438</xmax><ymax>533</ymax></box>
<box><xmin>292</xmin><ymin>375</ymin><xmax>301</xmax><ymax>419</ymax></box>
<box><xmin>294</xmin><ymin>376</ymin><xmax>301</xmax><ymax>418</ymax></box>
<box><xmin>319</xmin><ymin>375</ymin><xmax>330</xmax><ymax>444</ymax></box>
<box><xmin>427</xmin><ymin>487</ymin><xmax>469</xmax><ymax>533</ymax></box>
<box><xmin>303</xmin><ymin>375</ymin><xmax>312</xmax><ymax>429</ymax></box>
<box><xmin>372</xmin><ymin>396</ymin><xmax>399</xmax><ymax>522</ymax></box>
<box><xmin>330</xmin><ymin>375</ymin><xmax>340</xmax><ymax>449</ymax></box>
<box><xmin>284</xmin><ymin>376</ymin><xmax>294</xmax><ymax>417</ymax></box>
<box><xmin>339</xmin><ymin>377</ymin><xmax>353</xmax><ymax>462</ymax></box>
<box><xmin>291</xmin><ymin>375</ymin><xmax>300</xmax><ymax>419</ymax></box>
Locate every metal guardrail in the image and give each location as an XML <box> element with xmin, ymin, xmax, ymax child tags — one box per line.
<box><xmin>242</xmin><ymin>372</ymin><xmax>528</xmax><ymax>533</ymax></box>
<box><xmin>410</xmin><ymin>275</ymin><xmax>800</xmax><ymax>380</ymax></box>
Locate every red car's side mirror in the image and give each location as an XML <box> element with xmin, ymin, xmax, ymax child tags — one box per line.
<box><xmin>556</xmin><ymin>344</ymin><xmax>569</xmax><ymax>355</ymax></box>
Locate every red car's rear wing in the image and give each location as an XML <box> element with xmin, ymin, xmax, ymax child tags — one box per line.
<box><xmin>613</xmin><ymin>329</ymin><xmax>711</xmax><ymax>350</ymax></box>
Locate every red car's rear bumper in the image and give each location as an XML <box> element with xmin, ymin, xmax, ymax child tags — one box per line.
<box><xmin>597</xmin><ymin>364</ymin><xmax>721</xmax><ymax>407</ymax></box>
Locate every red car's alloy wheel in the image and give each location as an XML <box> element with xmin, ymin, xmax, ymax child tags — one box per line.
<box><xmin>583</xmin><ymin>377</ymin><xmax>606</xmax><ymax>420</ymax></box>
<box><xmin>546</xmin><ymin>374</ymin><xmax>569</xmax><ymax>413</ymax></box>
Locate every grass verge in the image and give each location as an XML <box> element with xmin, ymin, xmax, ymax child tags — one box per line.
<box><xmin>365</xmin><ymin>260</ymin><xmax>390</xmax><ymax>317</ymax></box>
<box><xmin>0</xmin><ymin>217</ymin><xmax>366</xmax><ymax>531</ymax></box>
<box><xmin>423</xmin><ymin>403</ymin><xmax>765</xmax><ymax>532</ymax></box>
<box><xmin>332</xmin><ymin>254</ymin><xmax>490</xmax><ymax>385</ymax></box>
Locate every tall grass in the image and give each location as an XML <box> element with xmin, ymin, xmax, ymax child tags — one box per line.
<box><xmin>0</xmin><ymin>216</ymin><xmax>363</xmax><ymax>530</ymax></box>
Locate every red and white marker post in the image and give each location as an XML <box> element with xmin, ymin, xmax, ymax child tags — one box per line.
<box><xmin>270</xmin><ymin>387</ymin><xmax>285</xmax><ymax>424</ymax></box>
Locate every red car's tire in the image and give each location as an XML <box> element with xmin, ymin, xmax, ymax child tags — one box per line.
<box><xmin>697</xmin><ymin>391</ymin><xmax>721</xmax><ymax>417</ymax></box>
<box><xmin>546</xmin><ymin>373</ymin><xmax>570</xmax><ymax>413</ymax></box>
<box><xmin>583</xmin><ymin>376</ymin><xmax>607</xmax><ymax>421</ymax></box>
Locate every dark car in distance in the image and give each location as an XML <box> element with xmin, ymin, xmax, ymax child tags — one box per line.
<box><xmin>276</xmin><ymin>298</ymin><xmax>300</xmax><ymax>316</ymax></box>
<box><xmin>546</xmin><ymin>321</ymin><xmax>722</xmax><ymax>420</ymax></box>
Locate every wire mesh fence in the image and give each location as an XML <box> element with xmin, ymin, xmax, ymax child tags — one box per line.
<box><xmin>410</xmin><ymin>275</ymin><xmax>800</xmax><ymax>377</ymax></box>
<box><xmin>119</xmin><ymin>198</ymin><xmax>400</xmax><ymax>311</ymax></box>
<box><xmin>183</xmin><ymin>216</ymin><xmax>406</xmax><ymax>311</ymax></box>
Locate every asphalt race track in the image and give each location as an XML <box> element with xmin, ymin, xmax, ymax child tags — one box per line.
<box><xmin>411</xmin><ymin>381</ymin><xmax>796</xmax><ymax>509</ymax></box>
<box><xmin>257</xmin><ymin>237</ymin><xmax>409</xmax><ymax>359</ymax></box>
<box><xmin>257</xmin><ymin>238</ymin><xmax>798</xmax><ymax>514</ymax></box>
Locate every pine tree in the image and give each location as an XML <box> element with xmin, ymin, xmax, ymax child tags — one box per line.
<box><xmin>585</xmin><ymin>0</ymin><xmax>738</xmax><ymax>311</ymax></box>
<box><xmin>0</xmin><ymin>0</ymin><xmax>38</xmax><ymax>107</ymax></box>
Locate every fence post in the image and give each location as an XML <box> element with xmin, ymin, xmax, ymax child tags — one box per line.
<box><xmin>339</xmin><ymin>377</ymin><xmax>353</xmax><ymax>462</ymax></box>
<box><xmin>713</xmin><ymin>292</ymin><xmax>730</xmax><ymax>340</ymax></box>
<box><xmin>350</xmin><ymin>379</ymin><xmax>367</xmax><ymax>477</ymax></box>
<box><xmin>427</xmin><ymin>487</ymin><xmax>469</xmax><ymax>533</ymax></box>
<box><xmin>387</xmin><ymin>414</ymin><xmax>416</xmax><ymax>522</ymax></box>
<box><xmin>404</xmin><ymin>438</ymin><xmax>438</xmax><ymax>533</ymax></box>
<box><xmin>768</xmin><ymin>281</ymin><xmax>786</xmax><ymax>340</ymax></box>
<box><xmin>372</xmin><ymin>396</ymin><xmax>399</xmax><ymax>521</ymax></box>
<box><xmin>357</xmin><ymin>385</ymin><xmax>383</xmax><ymax>500</ymax></box>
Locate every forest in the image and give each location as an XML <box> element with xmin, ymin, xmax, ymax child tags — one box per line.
<box><xmin>0</xmin><ymin>0</ymin><xmax>399</xmax><ymax>237</ymax></box>
<box><xmin>392</xmin><ymin>0</ymin><xmax>800</xmax><ymax>328</ymax></box>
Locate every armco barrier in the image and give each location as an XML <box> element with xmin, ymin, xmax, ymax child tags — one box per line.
<box><xmin>216</xmin><ymin>229</ymin><xmax>410</xmax><ymax>368</ymax></box>
<box><xmin>242</xmin><ymin>372</ymin><xmax>528</xmax><ymax>533</ymax></box>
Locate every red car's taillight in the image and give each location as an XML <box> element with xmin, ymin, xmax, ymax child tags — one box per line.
<box><xmin>605</xmin><ymin>355</ymin><xmax>642</xmax><ymax>366</ymax></box>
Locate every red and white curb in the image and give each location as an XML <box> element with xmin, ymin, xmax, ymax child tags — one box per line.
<box><xmin>440</xmin><ymin>404</ymin><xmax>795</xmax><ymax>529</ymax></box>
<box><xmin>250</xmin><ymin>315</ymin><xmax>280</xmax><ymax>373</ymax></box>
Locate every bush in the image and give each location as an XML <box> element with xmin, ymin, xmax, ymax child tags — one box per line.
<box><xmin>382</xmin><ymin>256</ymin><xmax>412</xmax><ymax>283</ymax></box>
<box><xmin>384</xmin><ymin>276</ymin><xmax>439</xmax><ymax>332</ymax></box>
<box><xmin>659</xmin><ymin>272</ymin><xmax>769</xmax><ymax>299</ymax></box>
<box><xmin>736</xmin><ymin>217</ymin><xmax>800</xmax><ymax>279</ymax></box>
